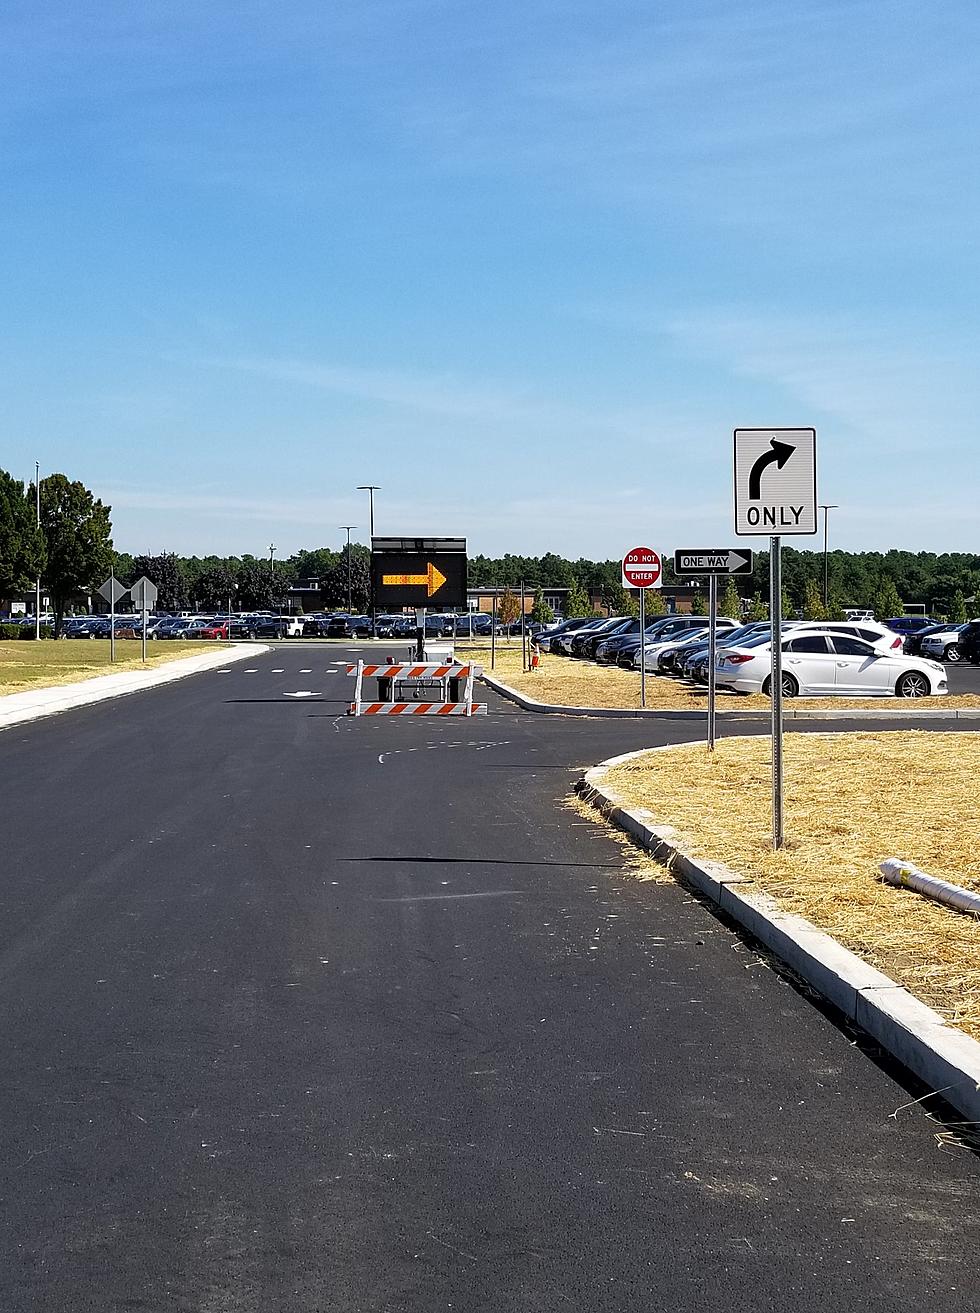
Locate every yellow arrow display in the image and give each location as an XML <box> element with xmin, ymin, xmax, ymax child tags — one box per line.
<box><xmin>381</xmin><ymin>562</ymin><xmax>448</xmax><ymax>598</ymax></box>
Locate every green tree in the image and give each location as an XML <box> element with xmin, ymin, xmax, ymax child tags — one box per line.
<box><xmin>690</xmin><ymin>590</ymin><xmax>708</xmax><ymax>616</ymax></box>
<box><xmin>601</xmin><ymin>581</ymin><xmax>633</xmax><ymax>616</ymax></box>
<box><xmin>322</xmin><ymin>546</ymin><xmax>369</xmax><ymax>611</ymax></box>
<box><xmin>529</xmin><ymin>587</ymin><xmax>555</xmax><ymax>625</ymax></box>
<box><xmin>0</xmin><ymin>469</ymin><xmax>46</xmax><ymax>599</ymax></box>
<box><xmin>497</xmin><ymin>588</ymin><xmax>521</xmax><ymax>627</ymax></box>
<box><xmin>564</xmin><ymin>581</ymin><xmax>591</xmax><ymax>618</ymax></box>
<box><xmin>747</xmin><ymin>593</ymin><xmax>768</xmax><ymax>621</ymax></box>
<box><xmin>718</xmin><ymin>578</ymin><xmax>742</xmax><ymax>620</ymax></box>
<box><xmin>870</xmin><ymin>574</ymin><xmax>903</xmax><ymax>621</ymax></box>
<box><xmin>39</xmin><ymin>474</ymin><xmax>113</xmax><ymax>632</ymax></box>
<box><xmin>949</xmin><ymin>591</ymin><xmax>968</xmax><ymax>624</ymax></box>
<box><xmin>643</xmin><ymin>588</ymin><xmax>666</xmax><ymax>617</ymax></box>
<box><xmin>131</xmin><ymin>552</ymin><xmax>189</xmax><ymax>611</ymax></box>
<box><xmin>801</xmin><ymin>577</ymin><xmax>827</xmax><ymax>621</ymax></box>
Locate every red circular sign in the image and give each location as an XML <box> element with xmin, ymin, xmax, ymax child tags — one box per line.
<box><xmin>622</xmin><ymin>545</ymin><xmax>662</xmax><ymax>588</ymax></box>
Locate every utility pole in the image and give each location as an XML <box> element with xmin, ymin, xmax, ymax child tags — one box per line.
<box><xmin>357</xmin><ymin>486</ymin><xmax>380</xmax><ymax>636</ymax></box>
<box><xmin>34</xmin><ymin>460</ymin><xmax>41</xmax><ymax>640</ymax></box>
<box><xmin>269</xmin><ymin>543</ymin><xmax>277</xmax><ymax>614</ymax></box>
<box><xmin>340</xmin><ymin>526</ymin><xmax>357</xmax><ymax>614</ymax></box>
<box><xmin>819</xmin><ymin>504</ymin><xmax>838</xmax><ymax>609</ymax></box>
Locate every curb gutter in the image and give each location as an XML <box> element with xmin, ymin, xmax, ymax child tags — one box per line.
<box><xmin>483</xmin><ymin>672</ymin><xmax>980</xmax><ymax>721</ymax></box>
<box><xmin>576</xmin><ymin>745</ymin><xmax>980</xmax><ymax>1125</ymax></box>
<box><xmin>0</xmin><ymin>643</ymin><xmax>271</xmax><ymax>732</ymax></box>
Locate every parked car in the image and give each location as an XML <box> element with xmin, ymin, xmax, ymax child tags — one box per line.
<box><xmin>326</xmin><ymin>614</ymin><xmax>373</xmax><ymax>638</ymax></box>
<box><xmin>958</xmin><ymin>620</ymin><xmax>980</xmax><ymax>665</ymax></box>
<box><xmin>919</xmin><ymin>624</ymin><xmax>968</xmax><ymax>663</ymax></box>
<box><xmin>651</xmin><ymin>619</ymin><xmax>741</xmax><ymax>674</ymax></box>
<box><xmin>632</xmin><ymin>616</ymin><xmax>724</xmax><ymax>670</ymax></box>
<box><xmin>715</xmin><ymin>630</ymin><xmax>947</xmax><ymax>698</ymax></box>
<box><xmin>534</xmin><ymin>617</ymin><xmax>593</xmax><ymax>653</ymax></box>
<box><xmin>684</xmin><ymin>623</ymin><xmax>773</xmax><ymax>681</ymax></box>
<box><xmin>883</xmin><ymin>615</ymin><xmax>941</xmax><ymax>638</ymax></box>
<box><xmin>570</xmin><ymin>617</ymin><xmax>632</xmax><ymax>658</ymax></box>
<box><xmin>902</xmin><ymin>623</ymin><xmax>947</xmax><ymax>656</ymax></box>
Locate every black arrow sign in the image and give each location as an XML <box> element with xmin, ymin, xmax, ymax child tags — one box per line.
<box><xmin>748</xmin><ymin>438</ymin><xmax>795</xmax><ymax>499</ymax></box>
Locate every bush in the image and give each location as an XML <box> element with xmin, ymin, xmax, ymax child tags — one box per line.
<box><xmin>0</xmin><ymin>622</ymin><xmax>54</xmax><ymax>639</ymax></box>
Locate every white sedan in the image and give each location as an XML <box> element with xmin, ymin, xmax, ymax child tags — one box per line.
<box><xmin>715</xmin><ymin>631</ymin><xmax>948</xmax><ymax>698</ymax></box>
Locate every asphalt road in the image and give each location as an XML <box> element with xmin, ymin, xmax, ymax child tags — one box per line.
<box><xmin>1</xmin><ymin>644</ymin><xmax>978</xmax><ymax>1312</ymax></box>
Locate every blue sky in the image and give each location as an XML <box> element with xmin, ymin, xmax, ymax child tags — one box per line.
<box><xmin>3</xmin><ymin>1</ymin><xmax>978</xmax><ymax>558</ymax></box>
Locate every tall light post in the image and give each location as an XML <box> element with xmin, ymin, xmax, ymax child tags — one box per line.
<box><xmin>819</xmin><ymin>505</ymin><xmax>838</xmax><ymax>609</ymax></box>
<box><xmin>340</xmin><ymin>526</ymin><xmax>357</xmax><ymax>615</ymax></box>
<box><xmin>269</xmin><ymin>542</ymin><xmax>277</xmax><ymax>615</ymax></box>
<box><xmin>34</xmin><ymin>460</ymin><xmax>41</xmax><ymax>640</ymax></box>
<box><xmin>357</xmin><ymin>485</ymin><xmax>380</xmax><ymax>634</ymax></box>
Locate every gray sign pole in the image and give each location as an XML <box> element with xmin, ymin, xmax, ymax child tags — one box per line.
<box><xmin>708</xmin><ymin>574</ymin><xmax>717</xmax><ymax>751</ymax></box>
<box><xmin>110</xmin><ymin>571</ymin><xmax>116</xmax><ymax>664</ymax></box>
<box><xmin>141</xmin><ymin>606</ymin><xmax>147</xmax><ymax>662</ymax></box>
<box><xmin>770</xmin><ymin>536</ymin><xmax>784</xmax><ymax>849</ymax></box>
<box><xmin>639</xmin><ymin>586</ymin><xmax>646</xmax><ymax>709</ymax></box>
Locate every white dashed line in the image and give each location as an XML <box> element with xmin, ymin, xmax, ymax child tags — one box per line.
<box><xmin>272</xmin><ymin>668</ymin><xmax>285</xmax><ymax>673</ymax></box>
<box><xmin>244</xmin><ymin>668</ymin><xmax>258</xmax><ymax>673</ymax></box>
<box><xmin>300</xmin><ymin>668</ymin><xmax>312</xmax><ymax>673</ymax></box>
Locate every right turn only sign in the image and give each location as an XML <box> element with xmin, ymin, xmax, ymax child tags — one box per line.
<box><xmin>734</xmin><ymin>428</ymin><xmax>817</xmax><ymax>535</ymax></box>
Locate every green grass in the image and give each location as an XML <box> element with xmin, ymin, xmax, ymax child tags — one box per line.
<box><xmin>0</xmin><ymin>639</ymin><xmax>233</xmax><ymax>694</ymax></box>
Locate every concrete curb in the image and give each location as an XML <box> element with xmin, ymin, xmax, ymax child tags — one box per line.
<box><xmin>482</xmin><ymin>672</ymin><xmax>980</xmax><ymax>721</ymax></box>
<box><xmin>576</xmin><ymin>745</ymin><xmax>980</xmax><ymax>1125</ymax></box>
<box><xmin>0</xmin><ymin>643</ymin><xmax>270</xmax><ymax>731</ymax></box>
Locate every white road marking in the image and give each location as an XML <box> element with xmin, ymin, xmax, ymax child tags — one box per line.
<box><xmin>244</xmin><ymin>668</ymin><xmax>258</xmax><ymax>673</ymax></box>
<box><xmin>373</xmin><ymin>891</ymin><xmax>520</xmax><ymax>903</ymax></box>
<box><xmin>283</xmin><ymin>691</ymin><xmax>320</xmax><ymax>698</ymax></box>
<box><xmin>300</xmin><ymin>668</ymin><xmax>312</xmax><ymax>673</ymax></box>
<box><xmin>272</xmin><ymin>668</ymin><xmax>285</xmax><ymax>673</ymax></box>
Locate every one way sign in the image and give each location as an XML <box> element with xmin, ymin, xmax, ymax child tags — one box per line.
<box><xmin>674</xmin><ymin>548</ymin><xmax>754</xmax><ymax>576</ymax></box>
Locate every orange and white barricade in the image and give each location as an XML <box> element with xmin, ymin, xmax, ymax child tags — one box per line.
<box><xmin>346</xmin><ymin>661</ymin><xmax>487</xmax><ymax>716</ymax></box>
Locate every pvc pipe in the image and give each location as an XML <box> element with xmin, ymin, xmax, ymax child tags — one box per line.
<box><xmin>879</xmin><ymin>858</ymin><xmax>980</xmax><ymax>916</ymax></box>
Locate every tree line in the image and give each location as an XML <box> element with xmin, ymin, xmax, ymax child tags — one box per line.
<box><xmin>3</xmin><ymin>467</ymin><xmax>978</xmax><ymax>630</ymax></box>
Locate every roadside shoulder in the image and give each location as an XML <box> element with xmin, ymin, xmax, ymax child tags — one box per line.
<box><xmin>577</xmin><ymin>747</ymin><xmax>980</xmax><ymax>1125</ymax></box>
<box><xmin>0</xmin><ymin>644</ymin><xmax>270</xmax><ymax>731</ymax></box>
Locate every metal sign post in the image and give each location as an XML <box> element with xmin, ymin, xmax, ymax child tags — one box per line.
<box><xmin>639</xmin><ymin>585</ymin><xmax>646</xmax><ymax>708</ymax></box>
<box><xmin>110</xmin><ymin>573</ymin><xmax>116</xmax><ymax>663</ymax></box>
<box><xmin>141</xmin><ymin>605</ymin><xmax>147</xmax><ymax>662</ymax></box>
<box><xmin>520</xmin><ymin>579</ymin><xmax>527</xmax><ymax>671</ymax></box>
<box><xmin>708</xmin><ymin>575</ymin><xmax>717</xmax><ymax>751</ymax></box>
<box><xmin>734</xmin><ymin>429</ymin><xmax>817</xmax><ymax>852</ymax></box>
<box><xmin>770</xmin><ymin>536</ymin><xmax>784</xmax><ymax>849</ymax></box>
<box><xmin>622</xmin><ymin>546</ymin><xmax>662</xmax><ymax>711</ymax></box>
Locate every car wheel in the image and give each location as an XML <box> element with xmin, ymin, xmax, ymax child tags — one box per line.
<box><xmin>896</xmin><ymin>671</ymin><xmax>930</xmax><ymax>698</ymax></box>
<box><xmin>763</xmin><ymin>673</ymin><xmax>799</xmax><ymax>698</ymax></box>
<box><xmin>945</xmin><ymin>644</ymin><xmax>962</xmax><ymax>663</ymax></box>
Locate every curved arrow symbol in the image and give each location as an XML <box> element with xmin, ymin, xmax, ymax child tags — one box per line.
<box><xmin>748</xmin><ymin>438</ymin><xmax>795</xmax><ymax>499</ymax></box>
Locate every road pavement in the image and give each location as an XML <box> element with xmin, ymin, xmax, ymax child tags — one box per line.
<box><xmin>1</xmin><ymin>643</ymin><xmax>977</xmax><ymax>1311</ymax></box>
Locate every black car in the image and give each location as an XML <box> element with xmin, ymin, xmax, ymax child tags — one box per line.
<box><xmin>959</xmin><ymin>620</ymin><xmax>980</xmax><ymax>665</ymax></box>
<box><xmin>326</xmin><ymin>614</ymin><xmax>373</xmax><ymax>638</ymax></box>
<box><xmin>571</xmin><ymin>616</ymin><xmax>633</xmax><ymax>659</ymax></box>
<box><xmin>902</xmin><ymin>623</ymin><xmax>946</xmax><ymax>656</ymax></box>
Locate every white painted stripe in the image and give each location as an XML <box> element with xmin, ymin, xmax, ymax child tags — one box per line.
<box><xmin>300</xmin><ymin>668</ymin><xmax>312</xmax><ymax>673</ymax></box>
<box><xmin>272</xmin><ymin>668</ymin><xmax>285</xmax><ymax>673</ymax></box>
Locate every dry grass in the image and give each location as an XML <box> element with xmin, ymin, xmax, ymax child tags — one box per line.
<box><xmin>0</xmin><ymin>639</ymin><xmax>233</xmax><ymax>694</ymax></box>
<box><xmin>600</xmin><ymin>732</ymin><xmax>980</xmax><ymax>1036</ymax></box>
<box><xmin>462</xmin><ymin>645</ymin><xmax>980</xmax><ymax>712</ymax></box>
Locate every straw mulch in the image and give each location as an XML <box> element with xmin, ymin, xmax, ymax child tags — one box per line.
<box><xmin>600</xmin><ymin>732</ymin><xmax>980</xmax><ymax>1036</ymax></box>
<box><xmin>464</xmin><ymin>646</ymin><xmax>980</xmax><ymax>713</ymax></box>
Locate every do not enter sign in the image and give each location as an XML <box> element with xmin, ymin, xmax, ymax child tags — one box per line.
<box><xmin>622</xmin><ymin>546</ymin><xmax>663</xmax><ymax>589</ymax></box>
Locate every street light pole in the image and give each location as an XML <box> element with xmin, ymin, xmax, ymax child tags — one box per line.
<box><xmin>340</xmin><ymin>526</ymin><xmax>357</xmax><ymax>615</ymax></box>
<box><xmin>819</xmin><ymin>504</ymin><xmax>838</xmax><ymax>609</ymax></box>
<box><xmin>269</xmin><ymin>542</ymin><xmax>277</xmax><ymax>615</ymax></box>
<box><xmin>34</xmin><ymin>460</ymin><xmax>41</xmax><ymax>640</ymax></box>
<box><xmin>357</xmin><ymin>486</ymin><xmax>380</xmax><ymax>637</ymax></box>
